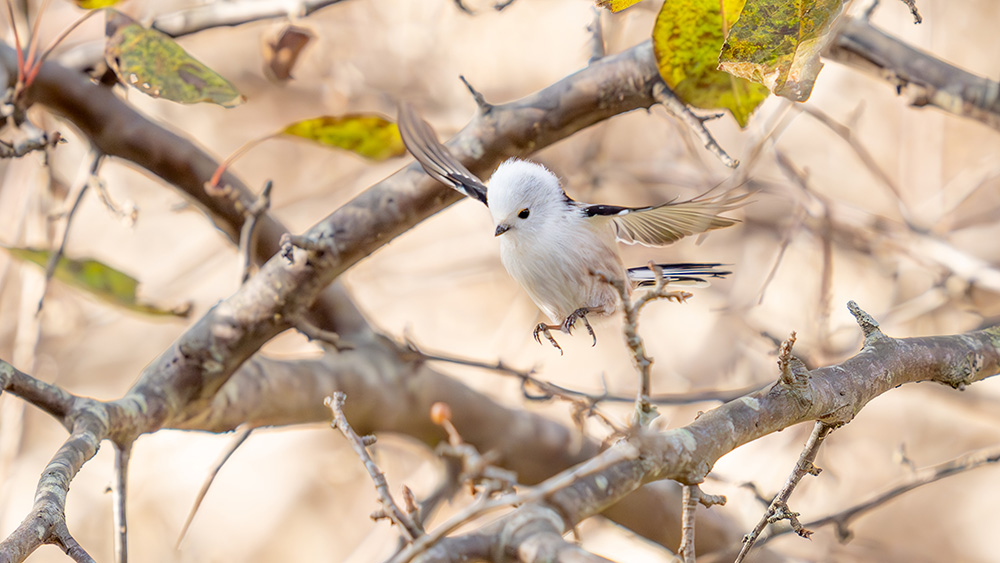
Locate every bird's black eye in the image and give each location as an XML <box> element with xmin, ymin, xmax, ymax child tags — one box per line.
<box><xmin>517</xmin><ymin>208</ymin><xmax>530</xmax><ymax>219</ymax></box>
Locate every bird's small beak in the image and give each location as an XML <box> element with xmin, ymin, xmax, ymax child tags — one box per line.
<box><xmin>494</xmin><ymin>223</ymin><xmax>511</xmax><ymax>237</ymax></box>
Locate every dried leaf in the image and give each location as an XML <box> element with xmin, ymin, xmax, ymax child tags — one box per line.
<box><xmin>595</xmin><ymin>0</ymin><xmax>645</xmax><ymax>12</ymax></box>
<box><xmin>263</xmin><ymin>24</ymin><xmax>314</xmax><ymax>82</ymax></box>
<box><xmin>719</xmin><ymin>0</ymin><xmax>844</xmax><ymax>102</ymax></box>
<box><xmin>283</xmin><ymin>115</ymin><xmax>405</xmax><ymax>161</ymax></box>
<box><xmin>104</xmin><ymin>9</ymin><xmax>245</xmax><ymax>107</ymax></box>
<box><xmin>652</xmin><ymin>0</ymin><xmax>769</xmax><ymax>127</ymax></box>
<box><xmin>3</xmin><ymin>246</ymin><xmax>190</xmax><ymax>317</ymax></box>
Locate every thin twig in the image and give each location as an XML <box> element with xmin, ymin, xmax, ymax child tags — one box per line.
<box><xmin>151</xmin><ymin>0</ymin><xmax>351</xmax><ymax>37</ymax></box>
<box><xmin>326</xmin><ymin>393</ymin><xmax>423</xmax><ymax>542</ymax></box>
<box><xmin>797</xmin><ymin>105</ymin><xmax>917</xmax><ymax>226</ymax></box>
<box><xmin>239</xmin><ymin>180</ymin><xmax>273</xmax><ymax>284</ymax></box>
<box><xmin>653</xmin><ymin>82</ymin><xmax>738</xmax><ymax>169</ymax></box>
<box><xmin>761</xmin><ymin>443</ymin><xmax>1000</xmax><ymax>545</ymax></box>
<box><xmin>175</xmin><ymin>426</ymin><xmax>254</xmax><ymax>549</ymax></box>
<box><xmin>458</xmin><ymin>75</ymin><xmax>491</xmax><ymax>112</ymax></box>
<box><xmin>388</xmin><ymin>442</ymin><xmax>640</xmax><ymax>563</ymax></box>
<box><xmin>38</xmin><ymin>152</ymin><xmax>102</xmax><ymax>314</ymax></box>
<box><xmin>296</xmin><ymin>318</ymin><xmax>349</xmax><ymax>350</ymax></box>
<box><xmin>0</xmin><ymin>129</ymin><xmax>63</xmax><ymax>158</ymax></box>
<box><xmin>52</xmin><ymin>521</ymin><xmax>94</xmax><ymax>563</ymax></box>
<box><xmin>596</xmin><ymin>265</ymin><xmax>691</xmax><ymax>425</ymax></box>
<box><xmin>112</xmin><ymin>444</ymin><xmax>130</xmax><ymax>563</ymax></box>
<box><xmin>586</xmin><ymin>7</ymin><xmax>604</xmax><ymax>64</ymax></box>
<box><xmin>678</xmin><ymin>485</ymin><xmax>726</xmax><ymax>563</ymax></box>
<box><xmin>898</xmin><ymin>0</ymin><xmax>922</xmax><ymax>24</ymax></box>
<box><xmin>679</xmin><ymin>485</ymin><xmax>697</xmax><ymax>563</ymax></box>
<box><xmin>736</xmin><ymin>421</ymin><xmax>834</xmax><ymax>563</ymax></box>
<box><xmin>0</xmin><ymin>359</ymin><xmax>78</xmax><ymax>424</ymax></box>
<box><xmin>409</xmin><ymin>338</ymin><xmax>760</xmax><ymax>406</ymax></box>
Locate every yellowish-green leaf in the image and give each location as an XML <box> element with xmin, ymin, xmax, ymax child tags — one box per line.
<box><xmin>282</xmin><ymin>115</ymin><xmax>405</xmax><ymax>161</ymax></box>
<box><xmin>719</xmin><ymin>0</ymin><xmax>843</xmax><ymax>102</ymax></box>
<box><xmin>3</xmin><ymin>246</ymin><xmax>190</xmax><ymax>317</ymax></box>
<box><xmin>595</xmin><ymin>0</ymin><xmax>645</xmax><ymax>12</ymax></box>
<box><xmin>104</xmin><ymin>9</ymin><xmax>245</xmax><ymax>107</ymax></box>
<box><xmin>652</xmin><ymin>0</ymin><xmax>769</xmax><ymax>127</ymax></box>
<box><xmin>75</xmin><ymin>0</ymin><xmax>121</xmax><ymax>8</ymax></box>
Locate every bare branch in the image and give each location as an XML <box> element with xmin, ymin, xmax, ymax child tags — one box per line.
<box><xmin>736</xmin><ymin>422</ymin><xmax>833</xmax><ymax>563</ymax></box>
<box><xmin>653</xmin><ymin>82</ymin><xmax>739</xmax><ymax>168</ymax></box>
<box><xmin>175</xmin><ymin>426</ymin><xmax>254</xmax><ymax>549</ymax></box>
<box><xmin>826</xmin><ymin>17</ymin><xmax>1000</xmax><ymax>130</ymax></box>
<box><xmin>38</xmin><ymin>152</ymin><xmax>102</xmax><ymax>315</ymax></box>
<box><xmin>458</xmin><ymin>74</ymin><xmax>491</xmax><ymax>112</ymax></box>
<box><xmin>0</xmin><ymin>414</ymin><xmax>108</xmax><ymax>562</ymax></box>
<box><xmin>0</xmin><ymin>359</ymin><xmax>77</xmax><ymax>425</ymax></box>
<box><xmin>112</xmin><ymin>445</ymin><xmax>130</xmax><ymax>563</ymax></box>
<box><xmin>239</xmin><ymin>180</ymin><xmax>273</xmax><ymax>284</ymax></box>
<box><xmin>597</xmin><ymin>265</ymin><xmax>692</xmax><ymax>424</ymax></box>
<box><xmin>587</xmin><ymin>7</ymin><xmax>605</xmax><ymax>64</ymax></box>
<box><xmin>898</xmin><ymin>0</ymin><xmax>922</xmax><ymax>24</ymax></box>
<box><xmin>679</xmin><ymin>485</ymin><xmax>697</xmax><ymax>563</ymax></box>
<box><xmin>679</xmin><ymin>485</ymin><xmax>727</xmax><ymax>563</ymax></box>
<box><xmin>766</xmin><ymin>443</ymin><xmax>1000</xmax><ymax>543</ymax></box>
<box><xmin>327</xmin><ymin>392</ymin><xmax>423</xmax><ymax>542</ymax></box>
<box><xmin>150</xmin><ymin>0</ymin><xmax>351</xmax><ymax>37</ymax></box>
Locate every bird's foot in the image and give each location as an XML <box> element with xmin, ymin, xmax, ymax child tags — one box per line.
<box><xmin>533</xmin><ymin>323</ymin><xmax>564</xmax><ymax>355</ymax></box>
<box><xmin>562</xmin><ymin>308</ymin><xmax>596</xmax><ymax>347</ymax></box>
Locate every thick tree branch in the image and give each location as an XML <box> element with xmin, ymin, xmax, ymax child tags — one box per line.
<box><xmin>3</xmin><ymin>7</ymin><xmax>995</xmax><ymax>559</ymax></box>
<box><xmin>412</xmin><ymin>312</ymin><xmax>1000</xmax><ymax>560</ymax></box>
<box><xmin>1</xmin><ymin>38</ymin><xmax>741</xmax><ymax>557</ymax></box>
<box><xmin>151</xmin><ymin>0</ymin><xmax>351</xmax><ymax>37</ymax></box>
<box><xmin>826</xmin><ymin>16</ymin><xmax>1000</xmax><ymax>130</ymax></box>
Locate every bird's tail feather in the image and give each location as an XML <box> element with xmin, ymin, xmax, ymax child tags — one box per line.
<box><xmin>626</xmin><ymin>263</ymin><xmax>731</xmax><ymax>287</ymax></box>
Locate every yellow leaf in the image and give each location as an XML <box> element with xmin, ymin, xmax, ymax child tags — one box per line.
<box><xmin>652</xmin><ymin>0</ymin><xmax>769</xmax><ymax>127</ymax></box>
<box><xmin>282</xmin><ymin>115</ymin><xmax>405</xmax><ymax>161</ymax></box>
<box><xmin>104</xmin><ymin>9</ymin><xmax>245</xmax><ymax>107</ymax></box>
<box><xmin>719</xmin><ymin>0</ymin><xmax>844</xmax><ymax>102</ymax></box>
<box><xmin>3</xmin><ymin>246</ymin><xmax>190</xmax><ymax>317</ymax></box>
<box><xmin>74</xmin><ymin>0</ymin><xmax>121</xmax><ymax>8</ymax></box>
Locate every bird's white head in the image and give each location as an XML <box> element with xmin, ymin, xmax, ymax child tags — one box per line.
<box><xmin>487</xmin><ymin>159</ymin><xmax>567</xmax><ymax>240</ymax></box>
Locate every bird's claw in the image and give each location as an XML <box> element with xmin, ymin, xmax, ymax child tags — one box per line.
<box><xmin>562</xmin><ymin>308</ymin><xmax>597</xmax><ymax>347</ymax></box>
<box><xmin>533</xmin><ymin>323</ymin><xmax>564</xmax><ymax>355</ymax></box>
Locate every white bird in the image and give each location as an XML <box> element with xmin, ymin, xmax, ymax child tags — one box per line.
<box><xmin>398</xmin><ymin>104</ymin><xmax>745</xmax><ymax>353</ymax></box>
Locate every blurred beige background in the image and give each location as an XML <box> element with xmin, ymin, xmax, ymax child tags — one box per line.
<box><xmin>1</xmin><ymin>0</ymin><xmax>1000</xmax><ymax>561</ymax></box>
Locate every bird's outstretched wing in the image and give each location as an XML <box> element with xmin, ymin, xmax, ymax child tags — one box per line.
<box><xmin>397</xmin><ymin>102</ymin><xmax>488</xmax><ymax>206</ymax></box>
<box><xmin>584</xmin><ymin>192</ymin><xmax>749</xmax><ymax>246</ymax></box>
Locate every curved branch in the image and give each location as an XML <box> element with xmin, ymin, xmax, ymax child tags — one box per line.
<box><xmin>0</xmin><ymin>360</ymin><xmax>78</xmax><ymax>426</ymax></box>
<box><xmin>826</xmin><ymin>16</ymin><xmax>1000</xmax><ymax>130</ymax></box>
<box><xmin>415</xmin><ymin>313</ymin><xmax>1000</xmax><ymax>560</ymax></box>
<box><xmin>3</xmin><ymin>37</ymin><xmax>737</xmax><ymax>553</ymax></box>
<box><xmin>0</xmin><ymin>413</ymin><xmax>108</xmax><ymax>563</ymax></box>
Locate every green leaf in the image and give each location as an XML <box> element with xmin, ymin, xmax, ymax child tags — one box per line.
<box><xmin>595</xmin><ymin>0</ymin><xmax>646</xmax><ymax>12</ymax></box>
<box><xmin>282</xmin><ymin>115</ymin><xmax>406</xmax><ymax>161</ymax></box>
<box><xmin>3</xmin><ymin>246</ymin><xmax>190</xmax><ymax>317</ymax></box>
<box><xmin>719</xmin><ymin>0</ymin><xmax>843</xmax><ymax>102</ymax></box>
<box><xmin>75</xmin><ymin>0</ymin><xmax>121</xmax><ymax>8</ymax></box>
<box><xmin>104</xmin><ymin>9</ymin><xmax>245</xmax><ymax>107</ymax></box>
<box><xmin>652</xmin><ymin>0</ymin><xmax>770</xmax><ymax>127</ymax></box>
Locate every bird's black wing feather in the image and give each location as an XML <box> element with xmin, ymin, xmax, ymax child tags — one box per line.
<box><xmin>398</xmin><ymin>102</ymin><xmax>488</xmax><ymax>206</ymax></box>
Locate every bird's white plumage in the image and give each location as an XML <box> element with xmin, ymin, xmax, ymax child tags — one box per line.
<box><xmin>487</xmin><ymin>159</ymin><xmax>625</xmax><ymax>323</ymax></box>
<box><xmin>397</xmin><ymin>104</ymin><xmax>742</xmax><ymax>349</ymax></box>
